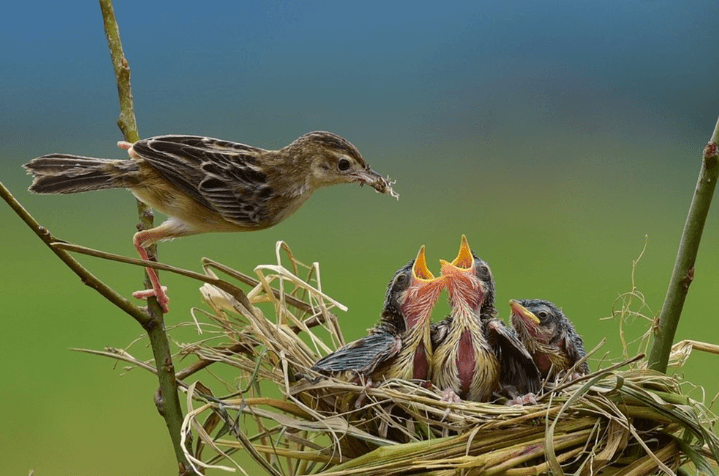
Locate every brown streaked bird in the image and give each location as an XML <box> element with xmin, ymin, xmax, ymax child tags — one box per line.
<box><xmin>24</xmin><ymin>132</ymin><xmax>398</xmax><ymax>312</ymax></box>
<box><xmin>310</xmin><ymin>246</ymin><xmax>445</xmax><ymax>384</ymax></box>
<box><xmin>431</xmin><ymin>235</ymin><xmax>540</xmax><ymax>403</ymax></box>
<box><xmin>509</xmin><ymin>299</ymin><xmax>590</xmax><ymax>381</ymax></box>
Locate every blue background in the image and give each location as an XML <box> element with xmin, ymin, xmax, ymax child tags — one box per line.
<box><xmin>2</xmin><ymin>1</ymin><xmax>718</xmax><ymax>474</ymax></box>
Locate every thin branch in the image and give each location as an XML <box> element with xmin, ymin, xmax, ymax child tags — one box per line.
<box><xmin>0</xmin><ymin>181</ymin><xmax>151</xmax><ymax>327</ymax></box>
<box><xmin>648</xmin><ymin>116</ymin><xmax>719</xmax><ymax>373</ymax></box>
<box><xmin>98</xmin><ymin>1</ymin><xmax>192</xmax><ymax>473</ymax></box>
<box><xmin>50</xmin><ymin>242</ymin><xmax>340</xmax><ymax>380</ymax></box>
<box><xmin>53</xmin><ymin>242</ymin><xmax>337</xmax><ymax>333</ymax></box>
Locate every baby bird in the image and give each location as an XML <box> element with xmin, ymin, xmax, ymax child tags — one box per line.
<box><xmin>310</xmin><ymin>246</ymin><xmax>445</xmax><ymax>384</ymax></box>
<box><xmin>509</xmin><ymin>299</ymin><xmax>590</xmax><ymax>381</ymax></box>
<box><xmin>24</xmin><ymin>132</ymin><xmax>398</xmax><ymax>312</ymax></box>
<box><xmin>431</xmin><ymin>236</ymin><xmax>540</xmax><ymax>403</ymax></box>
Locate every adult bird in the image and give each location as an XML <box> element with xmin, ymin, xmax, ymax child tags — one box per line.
<box><xmin>310</xmin><ymin>245</ymin><xmax>445</xmax><ymax>384</ymax></box>
<box><xmin>24</xmin><ymin>132</ymin><xmax>398</xmax><ymax>312</ymax></box>
<box><xmin>509</xmin><ymin>299</ymin><xmax>590</xmax><ymax>381</ymax></box>
<box><xmin>431</xmin><ymin>235</ymin><xmax>540</xmax><ymax>403</ymax></box>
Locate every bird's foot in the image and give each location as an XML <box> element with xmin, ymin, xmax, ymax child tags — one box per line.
<box><xmin>505</xmin><ymin>392</ymin><xmax>538</xmax><ymax>406</ymax></box>
<box><xmin>440</xmin><ymin>388</ymin><xmax>461</xmax><ymax>403</ymax></box>
<box><xmin>133</xmin><ymin>285</ymin><xmax>170</xmax><ymax>313</ymax></box>
<box><xmin>556</xmin><ymin>370</ymin><xmax>584</xmax><ymax>384</ymax></box>
<box><xmin>118</xmin><ymin>140</ymin><xmax>141</xmax><ymax>159</ymax></box>
<box><xmin>354</xmin><ymin>377</ymin><xmax>375</xmax><ymax>409</ymax></box>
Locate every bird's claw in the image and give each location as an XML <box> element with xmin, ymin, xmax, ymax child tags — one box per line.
<box><xmin>133</xmin><ymin>285</ymin><xmax>170</xmax><ymax>313</ymax></box>
<box><xmin>440</xmin><ymin>388</ymin><xmax>461</xmax><ymax>403</ymax></box>
<box><xmin>505</xmin><ymin>392</ymin><xmax>538</xmax><ymax>406</ymax></box>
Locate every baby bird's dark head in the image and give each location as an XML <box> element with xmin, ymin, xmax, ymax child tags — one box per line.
<box><xmin>439</xmin><ymin>235</ymin><xmax>496</xmax><ymax>318</ymax></box>
<box><xmin>509</xmin><ymin>299</ymin><xmax>565</xmax><ymax>344</ymax></box>
<box><xmin>381</xmin><ymin>246</ymin><xmax>446</xmax><ymax>333</ymax></box>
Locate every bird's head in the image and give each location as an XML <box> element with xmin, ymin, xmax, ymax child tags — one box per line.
<box><xmin>509</xmin><ymin>299</ymin><xmax>564</xmax><ymax>344</ymax></box>
<box><xmin>287</xmin><ymin>131</ymin><xmax>398</xmax><ymax>197</ymax></box>
<box><xmin>439</xmin><ymin>235</ymin><xmax>496</xmax><ymax>317</ymax></box>
<box><xmin>381</xmin><ymin>245</ymin><xmax>446</xmax><ymax>333</ymax></box>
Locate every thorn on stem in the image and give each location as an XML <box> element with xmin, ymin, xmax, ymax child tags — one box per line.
<box><xmin>652</xmin><ymin>315</ymin><xmax>661</xmax><ymax>336</ymax></box>
<box><xmin>682</xmin><ymin>266</ymin><xmax>695</xmax><ymax>291</ymax></box>
<box><xmin>154</xmin><ymin>388</ymin><xmax>165</xmax><ymax>415</ymax></box>
<box><xmin>704</xmin><ymin>143</ymin><xmax>718</xmax><ymax>169</ymax></box>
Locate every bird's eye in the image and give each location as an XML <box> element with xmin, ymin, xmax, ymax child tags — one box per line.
<box><xmin>338</xmin><ymin>158</ymin><xmax>351</xmax><ymax>171</ymax></box>
<box><xmin>538</xmin><ymin>311</ymin><xmax>548</xmax><ymax>319</ymax></box>
<box><xmin>394</xmin><ymin>273</ymin><xmax>407</xmax><ymax>286</ymax></box>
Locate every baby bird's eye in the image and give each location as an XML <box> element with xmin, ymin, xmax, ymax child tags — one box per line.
<box><xmin>394</xmin><ymin>273</ymin><xmax>407</xmax><ymax>286</ymax></box>
<box><xmin>537</xmin><ymin>311</ymin><xmax>548</xmax><ymax>319</ymax></box>
<box><xmin>338</xmin><ymin>158</ymin><xmax>351</xmax><ymax>171</ymax></box>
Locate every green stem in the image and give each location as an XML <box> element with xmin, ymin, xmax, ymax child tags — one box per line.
<box><xmin>98</xmin><ymin>1</ymin><xmax>192</xmax><ymax>473</ymax></box>
<box><xmin>648</xmin><ymin>116</ymin><xmax>719</xmax><ymax>373</ymax></box>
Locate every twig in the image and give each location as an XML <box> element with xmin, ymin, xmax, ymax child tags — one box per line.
<box><xmin>52</xmin><ymin>242</ymin><xmax>342</xmax><ymax>381</ymax></box>
<box><xmin>0</xmin><ymin>181</ymin><xmax>151</xmax><ymax>327</ymax></box>
<box><xmin>98</xmin><ymin>1</ymin><xmax>192</xmax><ymax>473</ymax></box>
<box><xmin>53</xmin><ymin>242</ymin><xmax>332</xmax><ymax>330</ymax></box>
<box><xmin>536</xmin><ymin>353</ymin><xmax>645</xmax><ymax>402</ymax></box>
<box><xmin>648</xmin><ymin>116</ymin><xmax>719</xmax><ymax>373</ymax></box>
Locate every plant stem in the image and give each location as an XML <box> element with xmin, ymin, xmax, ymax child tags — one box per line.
<box><xmin>648</xmin><ymin>116</ymin><xmax>719</xmax><ymax>373</ymax></box>
<box><xmin>0</xmin><ymin>181</ymin><xmax>151</xmax><ymax>327</ymax></box>
<box><xmin>98</xmin><ymin>1</ymin><xmax>192</xmax><ymax>473</ymax></box>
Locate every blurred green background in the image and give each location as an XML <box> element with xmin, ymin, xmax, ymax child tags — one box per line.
<box><xmin>2</xmin><ymin>1</ymin><xmax>719</xmax><ymax>474</ymax></box>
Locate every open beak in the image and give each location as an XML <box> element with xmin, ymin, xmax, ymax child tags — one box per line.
<box><xmin>509</xmin><ymin>299</ymin><xmax>541</xmax><ymax>325</ymax></box>
<box><xmin>439</xmin><ymin>234</ymin><xmax>474</xmax><ymax>276</ymax></box>
<box><xmin>412</xmin><ymin>245</ymin><xmax>437</xmax><ymax>282</ymax></box>
<box><xmin>352</xmin><ymin>167</ymin><xmax>399</xmax><ymax>199</ymax></box>
<box><xmin>451</xmin><ymin>234</ymin><xmax>473</xmax><ymax>269</ymax></box>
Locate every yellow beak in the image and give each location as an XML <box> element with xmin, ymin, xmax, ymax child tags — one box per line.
<box><xmin>509</xmin><ymin>299</ymin><xmax>541</xmax><ymax>325</ymax></box>
<box><xmin>412</xmin><ymin>245</ymin><xmax>437</xmax><ymax>282</ymax></box>
<box><xmin>451</xmin><ymin>234</ymin><xmax>473</xmax><ymax>269</ymax></box>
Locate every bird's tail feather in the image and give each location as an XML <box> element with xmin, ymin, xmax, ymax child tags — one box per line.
<box><xmin>23</xmin><ymin>154</ymin><xmax>137</xmax><ymax>194</ymax></box>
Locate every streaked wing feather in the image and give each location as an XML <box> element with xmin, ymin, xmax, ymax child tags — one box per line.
<box><xmin>131</xmin><ymin>135</ymin><xmax>274</xmax><ymax>225</ymax></box>
<box><xmin>311</xmin><ymin>330</ymin><xmax>401</xmax><ymax>376</ymax></box>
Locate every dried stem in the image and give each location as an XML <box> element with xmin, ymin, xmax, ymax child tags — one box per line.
<box><xmin>0</xmin><ymin>181</ymin><xmax>151</xmax><ymax>327</ymax></box>
<box><xmin>50</xmin><ymin>242</ymin><xmax>340</xmax><ymax>379</ymax></box>
<box><xmin>98</xmin><ymin>0</ymin><xmax>191</xmax><ymax>472</ymax></box>
<box><xmin>648</xmin><ymin>116</ymin><xmax>719</xmax><ymax>373</ymax></box>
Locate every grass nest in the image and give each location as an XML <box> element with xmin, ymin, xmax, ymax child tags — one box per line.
<box><xmin>133</xmin><ymin>242</ymin><xmax>718</xmax><ymax>475</ymax></box>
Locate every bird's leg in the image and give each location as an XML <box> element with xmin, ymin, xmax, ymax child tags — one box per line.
<box><xmin>440</xmin><ymin>388</ymin><xmax>461</xmax><ymax>403</ymax></box>
<box><xmin>499</xmin><ymin>385</ymin><xmax>538</xmax><ymax>406</ymax></box>
<box><xmin>505</xmin><ymin>392</ymin><xmax>538</xmax><ymax>406</ymax></box>
<box><xmin>354</xmin><ymin>376</ymin><xmax>377</xmax><ymax>409</ymax></box>
<box><xmin>131</xmin><ymin>230</ymin><xmax>170</xmax><ymax>313</ymax></box>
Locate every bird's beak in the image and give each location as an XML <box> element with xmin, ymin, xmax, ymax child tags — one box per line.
<box><xmin>509</xmin><ymin>299</ymin><xmax>541</xmax><ymax>325</ymax></box>
<box><xmin>351</xmin><ymin>167</ymin><xmax>399</xmax><ymax>199</ymax></box>
<box><xmin>412</xmin><ymin>245</ymin><xmax>437</xmax><ymax>282</ymax></box>
<box><xmin>439</xmin><ymin>258</ymin><xmax>459</xmax><ymax>276</ymax></box>
<box><xmin>451</xmin><ymin>234</ymin><xmax>473</xmax><ymax>270</ymax></box>
<box><xmin>439</xmin><ymin>235</ymin><xmax>474</xmax><ymax>276</ymax></box>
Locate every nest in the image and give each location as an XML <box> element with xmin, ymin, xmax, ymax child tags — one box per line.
<box><xmin>151</xmin><ymin>243</ymin><xmax>717</xmax><ymax>475</ymax></box>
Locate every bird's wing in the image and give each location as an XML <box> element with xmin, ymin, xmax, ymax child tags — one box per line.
<box><xmin>311</xmin><ymin>330</ymin><xmax>401</xmax><ymax>377</ymax></box>
<box><xmin>131</xmin><ymin>135</ymin><xmax>274</xmax><ymax>225</ymax></box>
<box><xmin>430</xmin><ymin>316</ymin><xmax>452</xmax><ymax>351</ymax></box>
<box><xmin>486</xmin><ymin>319</ymin><xmax>542</xmax><ymax>394</ymax></box>
<box><xmin>562</xmin><ymin>330</ymin><xmax>591</xmax><ymax>374</ymax></box>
